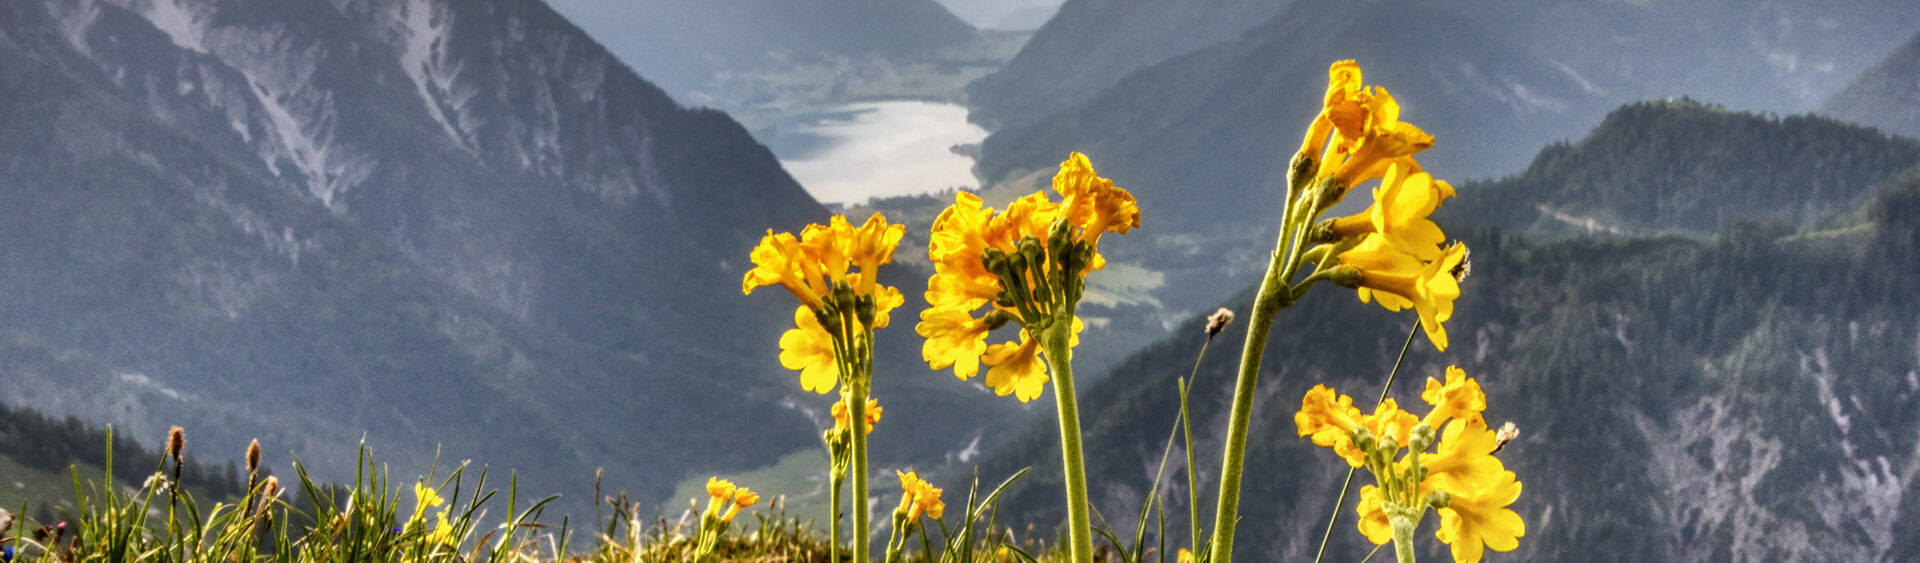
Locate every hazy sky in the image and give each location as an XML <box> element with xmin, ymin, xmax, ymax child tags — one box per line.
<box><xmin>544</xmin><ymin>0</ymin><xmax>1064</xmax><ymax>31</ymax></box>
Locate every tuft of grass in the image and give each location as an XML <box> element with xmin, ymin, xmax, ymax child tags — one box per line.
<box><xmin>0</xmin><ymin>428</ymin><xmax>1097</xmax><ymax>562</ymax></box>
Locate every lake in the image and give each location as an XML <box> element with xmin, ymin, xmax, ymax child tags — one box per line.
<box><xmin>770</xmin><ymin>100</ymin><xmax>988</xmax><ymax>205</ymax></box>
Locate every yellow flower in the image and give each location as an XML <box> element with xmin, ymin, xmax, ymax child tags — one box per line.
<box><xmin>778</xmin><ymin>306</ymin><xmax>841</xmax><ymax>394</ymax></box>
<box><xmin>1433</xmin><ymin>471</ymin><xmax>1525</xmax><ymax>563</ymax></box>
<box><xmin>982</xmin><ymin>329</ymin><xmax>1048</xmax><ymax>403</ymax></box>
<box><xmin>411</xmin><ymin>481</ymin><xmax>443</xmax><ymax>522</ymax></box>
<box><xmin>427</xmin><ymin>511</ymin><xmax>457</xmax><ymax>546</ymax></box>
<box><xmin>1340</xmin><ymin>238</ymin><xmax>1467</xmax><ymax>351</ymax></box>
<box><xmin>721</xmin><ymin>487</ymin><xmax>759</xmax><ymax>522</ymax></box>
<box><xmin>896</xmin><ymin>471</ymin><xmax>945</xmax><ymax>521</ymax></box>
<box><xmin>917</xmin><ymin>304</ymin><xmax>992</xmax><ymax>379</ymax></box>
<box><xmin>1298</xmin><ymin>61</ymin><xmax>1433</xmax><ymax>197</ymax></box>
<box><xmin>1419</xmin><ymin>366</ymin><xmax>1485</xmax><ymax>428</ymax></box>
<box><xmin>1359</xmin><ymin>398</ymin><xmax>1420</xmax><ymax>453</ymax></box>
<box><xmin>847</xmin><ymin>214</ymin><xmax>905</xmax><ymax>295</ymax></box>
<box><xmin>1353</xmin><ymin>485</ymin><xmax>1393</xmax><ymax>545</ymax></box>
<box><xmin>980</xmin><ymin>318</ymin><xmax>1083</xmax><ymax>402</ymax></box>
<box><xmin>832</xmin><ymin>397</ymin><xmax>883</xmax><ymax>435</ymax></box>
<box><xmin>707</xmin><ymin>477</ymin><xmax>736</xmax><ymax>502</ymax></box>
<box><xmin>923</xmin><ymin>154</ymin><xmax>1132</xmax><ymax>404</ymax></box>
<box><xmin>1053</xmin><ymin>152</ymin><xmax>1141</xmax><ymax>249</ymax></box>
<box><xmin>1418</xmin><ymin>417</ymin><xmax>1510</xmax><ymax>501</ymax></box>
<box><xmin>1329</xmin><ymin>163</ymin><xmax>1455</xmax><ymax>261</ymax></box>
<box><xmin>1294</xmin><ymin>384</ymin><xmax>1366</xmax><ymax>466</ymax></box>
<box><xmin>743</xmin><ymin>230</ymin><xmax>829</xmax><ymax>310</ymax></box>
<box><xmin>1324</xmin><ymin>87</ymin><xmax>1433</xmax><ymax>190</ymax></box>
<box><xmin>1294</xmin><ymin>385</ymin><xmax>1416</xmax><ymax>467</ymax></box>
<box><xmin>414</xmin><ymin>481</ymin><xmax>443</xmax><ymax>509</ymax></box>
<box><xmin>1301</xmin><ymin>60</ymin><xmax>1373</xmax><ymax>165</ymax></box>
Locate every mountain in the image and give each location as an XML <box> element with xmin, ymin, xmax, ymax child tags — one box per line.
<box><xmin>968</xmin><ymin>109</ymin><xmax>1920</xmax><ymax>560</ymax></box>
<box><xmin>0</xmin><ymin>0</ymin><xmax>1011</xmax><ymax>514</ymax></box>
<box><xmin>962</xmin><ymin>0</ymin><xmax>1286</xmax><ymax>129</ymax></box>
<box><xmin>973</xmin><ymin>0</ymin><xmax>1920</xmax><ymax>131</ymax></box>
<box><xmin>546</xmin><ymin>0</ymin><xmax>975</xmax><ymax>104</ymax></box>
<box><xmin>1446</xmin><ymin>99</ymin><xmax>1920</xmax><ymax>240</ymax></box>
<box><xmin>1823</xmin><ymin>31</ymin><xmax>1920</xmax><ymax>141</ymax></box>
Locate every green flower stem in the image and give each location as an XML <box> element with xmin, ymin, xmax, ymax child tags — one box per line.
<box><xmin>1389</xmin><ymin>512</ymin><xmax>1418</xmax><ymax>563</ymax></box>
<box><xmin>830</xmin><ymin>469</ymin><xmax>844</xmax><ymax>563</ymax></box>
<box><xmin>1205</xmin><ymin>246</ymin><xmax>1291</xmax><ymax>563</ymax></box>
<box><xmin>1041</xmin><ymin>316</ymin><xmax>1093</xmax><ymax>563</ymax></box>
<box><xmin>851</xmin><ymin>384</ymin><xmax>872</xmax><ymax>562</ymax></box>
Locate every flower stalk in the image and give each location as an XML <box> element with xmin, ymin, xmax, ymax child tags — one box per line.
<box><xmin>1039</xmin><ymin>313</ymin><xmax>1092</xmax><ymax>562</ymax></box>
<box><xmin>1210</xmin><ymin>60</ymin><xmax>1465</xmax><ymax>563</ymax></box>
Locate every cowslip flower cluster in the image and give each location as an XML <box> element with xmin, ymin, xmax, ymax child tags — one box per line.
<box><xmin>893</xmin><ymin>471</ymin><xmax>945</xmax><ymax>522</ymax></box>
<box><xmin>885</xmin><ymin>471</ymin><xmax>947</xmax><ymax>561</ymax></box>
<box><xmin>1293</xmin><ymin>60</ymin><xmax>1466</xmax><ymax>350</ymax></box>
<box><xmin>701</xmin><ymin>477</ymin><xmax>759</xmax><ymax>524</ymax></box>
<box><xmin>916</xmin><ymin>152</ymin><xmax>1138</xmax><ymax>402</ymax></box>
<box><xmin>694</xmin><ymin>477</ymin><xmax>761</xmax><ymax>561</ymax></box>
<box><xmin>743</xmin><ymin>214</ymin><xmax>905</xmax><ymax>393</ymax></box>
<box><xmin>1295</xmin><ymin>367</ymin><xmax>1523</xmax><ymax>562</ymax></box>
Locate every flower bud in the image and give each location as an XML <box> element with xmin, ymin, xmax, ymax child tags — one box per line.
<box><xmin>1407</xmin><ymin>423</ymin><xmax>1436</xmax><ymax>452</ymax></box>
<box><xmin>1425</xmin><ymin>488</ymin><xmax>1452</xmax><ymax>509</ymax></box>
<box><xmin>855</xmin><ymin>294</ymin><xmax>876</xmax><ymax>328</ymax></box>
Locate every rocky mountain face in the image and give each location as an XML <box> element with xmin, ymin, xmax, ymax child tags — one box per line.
<box><xmin>0</xmin><ymin>0</ymin><xmax>1008</xmax><ymax>513</ymax></box>
<box><xmin>968</xmin><ymin>104</ymin><xmax>1920</xmax><ymax>561</ymax></box>
<box><xmin>1824</xmin><ymin>31</ymin><xmax>1920</xmax><ymax>141</ymax></box>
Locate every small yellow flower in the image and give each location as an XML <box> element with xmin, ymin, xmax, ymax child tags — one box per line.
<box><xmin>980</xmin><ymin>318</ymin><xmax>1083</xmax><ymax>403</ymax></box>
<box><xmin>1419</xmin><ymin>366</ymin><xmax>1486</xmax><ymax>428</ymax></box>
<box><xmin>414</xmin><ymin>481</ymin><xmax>444</xmax><ymax>509</ymax></box>
<box><xmin>1177</xmin><ymin>548</ymin><xmax>1195</xmax><ymax>563</ymax></box>
<box><xmin>1294</xmin><ymin>384</ymin><xmax>1366</xmax><ymax>466</ymax></box>
<box><xmin>778</xmin><ymin>306</ymin><xmax>841</xmax><ymax>394</ymax></box>
<box><xmin>743</xmin><ymin>230</ymin><xmax>829</xmax><ymax>310</ymax></box>
<box><xmin>1418</xmin><ymin>417</ymin><xmax>1510</xmax><ymax>500</ymax></box>
<box><xmin>832</xmin><ymin>397</ymin><xmax>883</xmax><ymax>435</ymax></box>
<box><xmin>896</xmin><ymin>471</ymin><xmax>945</xmax><ymax>521</ymax></box>
<box><xmin>847</xmin><ymin>214</ymin><xmax>906</xmax><ymax>295</ymax></box>
<box><xmin>1433</xmin><ymin>472</ymin><xmax>1525</xmax><ymax>563</ymax></box>
<box><xmin>705</xmin><ymin>477</ymin><xmax>736</xmax><ymax>504</ymax></box>
<box><xmin>1053</xmin><ymin>152</ymin><xmax>1141</xmax><ymax>249</ymax></box>
<box><xmin>1340</xmin><ymin>238</ymin><xmax>1467</xmax><ymax>351</ymax></box>
<box><xmin>1299</xmin><ymin>60</ymin><xmax>1434</xmax><ymax>196</ymax></box>
<box><xmin>721</xmin><ymin>487</ymin><xmax>760</xmax><ymax>522</ymax></box>
<box><xmin>917</xmin><ymin>304</ymin><xmax>992</xmax><ymax>379</ymax></box>
<box><xmin>1353</xmin><ymin>485</ymin><xmax>1393</xmax><ymax>545</ymax></box>
<box><xmin>427</xmin><ymin>511</ymin><xmax>457</xmax><ymax>546</ymax></box>
<box><xmin>1358</xmin><ymin>398</ymin><xmax>1420</xmax><ymax>452</ymax></box>
<box><xmin>1329</xmin><ymin>163</ymin><xmax>1455</xmax><ymax>261</ymax></box>
<box><xmin>411</xmin><ymin>481</ymin><xmax>444</xmax><ymax>523</ymax></box>
<box><xmin>982</xmin><ymin>330</ymin><xmax>1048</xmax><ymax>403</ymax></box>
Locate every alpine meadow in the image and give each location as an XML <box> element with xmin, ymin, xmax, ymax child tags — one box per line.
<box><xmin>3</xmin><ymin>0</ymin><xmax>1920</xmax><ymax>562</ymax></box>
